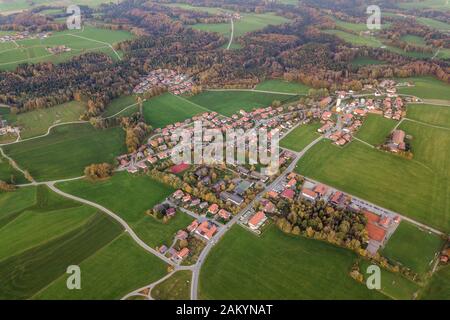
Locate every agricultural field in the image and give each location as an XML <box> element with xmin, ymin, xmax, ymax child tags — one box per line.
<box><xmin>295</xmin><ymin>140</ymin><xmax>450</xmax><ymax>232</ymax></box>
<box><xmin>4</xmin><ymin>101</ymin><xmax>86</xmax><ymax>139</ymax></box>
<box><xmin>3</xmin><ymin>123</ymin><xmax>126</xmax><ymax>181</ymax></box>
<box><xmin>324</xmin><ymin>29</ymin><xmax>433</xmax><ymax>59</ymax></box>
<box><xmin>397</xmin><ymin>0</ymin><xmax>450</xmax><ymax>10</ymax></box>
<box><xmin>420</xmin><ymin>266</ymin><xmax>450</xmax><ymax>299</ymax></box>
<box><xmin>0</xmin><ymin>185</ymin><xmax>125</xmax><ymax>299</ymax></box>
<box><xmin>57</xmin><ymin>172</ymin><xmax>194</xmax><ymax>248</ymax></box>
<box><xmin>280</xmin><ymin>122</ymin><xmax>321</xmax><ymax>152</ymax></box>
<box><xmin>381</xmin><ymin>222</ymin><xmax>444</xmax><ymax>275</ymax></box>
<box><xmin>359</xmin><ymin>260</ymin><xmax>421</xmax><ymax>300</ymax></box>
<box><xmin>332</xmin><ymin>17</ymin><xmax>391</xmax><ymax>32</ymax></box>
<box><xmin>34</xmin><ymin>234</ymin><xmax>168</xmax><ymax>300</ymax></box>
<box><xmin>192</xmin><ymin>12</ymin><xmax>290</xmax><ymax>48</ymax></box>
<box><xmin>355</xmin><ymin>114</ymin><xmax>397</xmax><ymax>146</ymax></box>
<box><xmin>163</xmin><ymin>3</ymin><xmax>232</xmax><ymax>14</ymax></box>
<box><xmin>406</xmin><ymin>104</ymin><xmax>450</xmax><ymax>128</ymax></box>
<box><xmin>396</xmin><ymin>76</ymin><xmax>450</xmax><ymax>101</ymax></box>
<box><xmin>188</xmin><ymin>90</ymin><xmax>297</xmax><ymax>116</ymax></box>
<box><xmin>102</xmin><ymin>95</ymin><xmax>138</xmax><ymax>118</ymax></box>
<box><xmin>416</xmin><ymin>17</ymin><xmax>450</xmax><ymax>32</ymax></box>
<box><xmin>0</xmin><ymin>26</ymin><xmax>134</xmax><ymax>71</ymax></box>
<box><xmin>400</xmin><ymin>35</ymin><xmax>450</xmax><ymax>60</ymax></box>
<box><xmin>0</xmin><ymin>1</ymin><xmax>115</xmax><ymax>15</ymax></box>
<box><xmin>0</xmin><ymin>153</ymin><xmax>27</xmax><ymax>184</ymax></box>
<box><xmin>143</xmin><ymin>93</ymin><xmax>207</xmax><ymax>128</ymax></box>
<box><xmin>199</xmin><ymin>225</ymin><xmax>387</xmax><ymax>299</ymax></box>
<box><xmin>255</xmin><ymin>79</ymin><xmax>310</xmax><ymax>94</ymax></box>
<box><xmin>152</xmin><ymin>270</ymin><xmax>192</xmax><ymax>300</ymax></box>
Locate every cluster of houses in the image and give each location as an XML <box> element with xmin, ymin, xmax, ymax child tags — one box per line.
<box><xmin>118</xmin><ymin>100</ymin><xmax>307</xmax><ymax>174</ymax></box>
<box><xmin>133</xmin><ymin>69</ymin><xmax>194</xmax><ymax>95</ymax></box>
<box><xmin>362</xmin><ymin>209</ymin><xmax>400</xmax><ymax>254</ymax></box>
<box><xmin>170</xmin><ymin>189</ymin><xmax>232</xmax><ymax>223</ymax></box>
<box><xmin>46</xmin><ymin>45</ymin><xmax>71</xmax><ymax>54</ymax></box>
<box><xmin>385</xmin><ymin>129</ymin><xmax>407</xmax><ymax>153</ymax></box>
<box><xmin>0</xmin><ymin>31</ymin><xmax>51</xmax><ymax>42</ymax></box>
<box><xmin>317</xmin><ymin>92</ymin><xmax>407</xmax><ymax>147</ymax></box>
<box><xmin>0</xmin><ymin>118</ymin><xmax>18</xmax><ymax>136</ymax></box>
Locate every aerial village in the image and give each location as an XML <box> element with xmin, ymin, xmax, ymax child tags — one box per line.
<box><xmin>115</xmin><ymin>78</ymin><xmax>420</xmax><ymax>264</ymax></box>
<box><xmin>133</xmin><ymin>69</ymin><xmax>194</xmax><ymax>95</ymax></box>
<box><xmin>0</xmin><ymin>30</ymin><xmax>51</xmax><ymax>43</ymax></box>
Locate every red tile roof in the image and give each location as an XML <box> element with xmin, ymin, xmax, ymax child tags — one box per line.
<box><xmin>170</xmin><ymin>163</ymin><xmax>190</xmax><ymax>174</ymax></box>
<box><xmin>281</xmin><ymin>188</ymin><xmax>295</xmax><ymax>200</ymax></box>
<box><xmin>248</xmin><ymin>211</ymin><xmax>266</xmax><ymax>227</ymax></box>
<box><xmin>366</xmin><ymin>223</ymin><xmax>386</xmax><ymax>242</ymax></box>
<box><xmin>364</xmin><ymin>210</ymin><xmax>380</xmax><ymax>224</ymax></box>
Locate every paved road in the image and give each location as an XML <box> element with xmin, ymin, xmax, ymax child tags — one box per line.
<box><xmin>190</xmin><ymin>135</ymin><xmax>324</xmax><ymax>300</ymax></box>
<box><xmin>205</xmin><ymin>88</ymin><xmax>300</xmax><ymax>96</ymax></box>
<box><xmin>226</xmin><ymin>18</ymin><xmax>234</xmax><ymax>50</ymax></box>
<box><xmin>46</xmin><ymin>182</ymin><xmax>176</xmax><ymax>266</ymax></box>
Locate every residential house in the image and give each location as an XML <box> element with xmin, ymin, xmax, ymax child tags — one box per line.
<box><xmin>248</xmin><ymin>211</ymin><xmax>267</xmax><ymax>230</ymax></box>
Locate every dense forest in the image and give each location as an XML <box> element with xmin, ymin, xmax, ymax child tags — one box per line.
<box><xmin>0</xmin><ymin>0</ymin><xmax>448</xmax><ymax>116</ymax></box>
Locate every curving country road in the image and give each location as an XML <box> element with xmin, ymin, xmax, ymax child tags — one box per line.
<box><xmin>226</xmin><ymin>18</ymin><xmax>234</xmax><ymax>50</ymax></box>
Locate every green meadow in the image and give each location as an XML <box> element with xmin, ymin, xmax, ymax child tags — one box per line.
<box><xmin>34</xmin><ymin>234</ymin><xmax>167</xmax><ymax>300</ymax></box>
<box><xmin>199</xmin><ymin>225</ymin><xmax>387</xmax><ymax>299</ymax></box>
<box><xmin>420</xmin><ymin>266</ymin><xmax>450</xmax><ymax>300</ymax></box>
<box><xmin>406</xmin><ymin>104</ymin><xmax>450</xmax><ymax>128</ymax></box>
<box><xmin>0</xmin><ymin>153</ymin><xmax>27</xmax><ymax>184</ymax></box>
<box><xmin>0</xmin><ymin>26</ymin><xmax>134</xmax><ymax>70</ymax></box>
<box><xmin>188</xmin><ymin>90</ymin><xmax>297</xmax><ymax>116</ymax></box>
<box><xmin>0</xmin><ymin>185</ymin><xmax>124</xmax><ymax>299</ymax></box>
<box><xmin>255</xmin><ymin>79</ymin><xmax>310</xmax><ymax>94</ymax></box>
<box><xmin>143</xmin><ymin>93</ymin><xmax>207</xmax><ymax>128</ymax></box>
<box><xmin>416</xmin><ymin>17</ymin><xmax>450</xmax><ymax>32</ymax></box>
<box><xmin>57</xmin><ymin>172</ymin><xmax>193</xmax><ymax>248</ymax></box>
<box><xmin>3</xmin><ymin>123</ymin><xmax>126</xmax><ymax>181</ymax></box>
<box><xmin>381</xmin><ymin>222</ymin><xmax>444</xmax><ymax>274</ymax></box>
<box><xmin>4</xmin><ymin>101</ymin><xmax>86</xmax><ymax>139</ymax></box>
<box><xmin>359</xmin><ymin>259</ymin><xmax>421</xmax><ymax>300</ymax></box>
<box><xmin>152</xmin><ymin>270</ymin><xmax>192</xmax><ymax>300</ymax></box>
<box><xmin>295</xmin><ymin>139</ymin><xmax>450</xmax><ymax>232</ymax></box>
<box><xmin>280</xmin><ymin>122</ymin><xmax>321</xmax><ymax>152</ymax></box>
<box><xmin>396</xmin><ymin>76</ymin><xmax>450</xmax><ymax>100</ymax></box>
<box><xmin>398</xmin><ymin>0</ymin><xmax>450</xmax><ymax>10</ymax></box>
<box><xmin>102</xmin><ymin>95</ymin><xmax>138</xmax><ymax>118</ymax></box>
<box><xmin>355</xmin><ymin>114</ymin><xmax>397</xmax><ymax>146</ymax></box>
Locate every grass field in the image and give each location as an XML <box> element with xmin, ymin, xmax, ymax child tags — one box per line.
<box><xmin>333</xmin><ymin>17</ymin><xmax>390</xmax><ymax>32</ymax></box>
<box><xmin>420</xmin><ymin>266</ymin><xmax>450</xmax><ymax>299</ymax></box>
<box><xmin>396</xmin><ymin>76</ymin><xmax>450</xmax><ymax>100</ymax></box>
<box><xmin>4</xmin><ymin>101</ymin><xmax>86</xmax><ymax>139</ymax></box>
<box><xmin>280</xmin><ymin>122</ymin><xmax>321</xmax><ymax>152</ymax></box>
<box><xmin>152</xmin><ymin>270</ymin><xmax>192</xmax><ymax>300</ymax></box>
<box><xmin>416</xmin><ymin>17</ymin><xmax>450</xmax><ymax>32</ymax></box>
<box><xmin>102</xmin><ymin>95</ymin><xmax>137</xmax><ymax>118</ymax></box>
<box><xmin>359</xmin><ymin>260</ymin><xmax>421</xmax><ymax>300</ymax></box>
<box><xmin>143</xmin><ymin>93</ymin><xmax>207</xmax><ymax>128</ymax></box>
<box><xmin>381</xmin><ymin>222</ymin><xmax>444</xmax><ymax>274</ymax></box>
<box><xmin>406</xmin><ymin>104</ymin><xmax>450</xmax><ymax>128</ymax></box>
<box><xmin>188</xmin><ymin>90</ymin><xmax>297</xmax><ymax>116</ymax></box>
<box><xmin>0</xmin><ymin>153</ymin><xmax>27</xmax><ymax>184</ymax></box>
<box><xmin>0</xmin><ymin>26</ymin><xmax>134</xmax><ymax>70</ymax></box>
<box><xmin>0</xmin><ymin>184</ymin><xmax>125</xmax><ymax>299</ymax></box>
<box><xmin>400</xmin><ymin>35</ymin><xmax>450</xmax><ymax>60</ymax></box>
<box><xmin>295</xmin><ymin>140</ymin><xmax>450</xmax><ymax>232</ymax></box>
<box><xmin>3</xmin><ymin>123</ymin><xmax>126</xmax><ymax>181</ymax></box>
<box><xmin>199</xmin><ymin>225</ymin><xmax>387</xmax><ymax>299</ymax></box>
<box><xmin>324</xmin><ymin>29</ymin><xmax>433</xmax><ymax>59</ymax></box>
<box><xmin>57</xmin><ymin>172</ymin><xmax>193</xmax><ymax>248</ymax></box>
<box><xmin>193</xmin><ymin>12</ymin><xmax>290</xmax><ymax>39</ymax></box>
<box><xmin>398</xmin><ymin>0</ymin><xmax>450</xmax><ymax>10</ymax></box>
<box><xmin>163</xmin><ymin>3</ymin><xmax>232</xmax><ymax>14</ymax></box>
<box><xmin>255</xmin><ymin>79</ymin><xmax>310</xmax><ymax>94</ymax></box>
<box><xmin>34</xmin><ymin>234</ymin><xmax>168</xmax><ymax>300</ymax></box>
<box><xmin>355</xmin><ymin>114</ymin><xmax>397</xmax><ymax>146</ymax></box>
